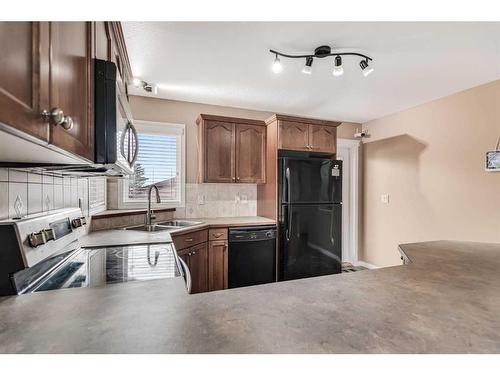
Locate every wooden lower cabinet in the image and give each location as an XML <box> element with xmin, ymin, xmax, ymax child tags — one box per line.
<box><xmin>178</xmin><ymin>242</ymin><xmax>208</xmax><ymax>294</ymax></box>
<box><xmin>173</xmin><ymin>227</ymin><xmax>229</xmax><ymax>294</ymax></box>
<box><xmin>208</xmin><ymin>239</ymin><xmax>228</xmax><ymax>291</ymax></box>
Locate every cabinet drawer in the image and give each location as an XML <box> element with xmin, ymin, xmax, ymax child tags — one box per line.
<box><xmin>172</xmin><ymin>229</ymin><xmax>208</xmax><ymax>251</ymax></box>
<box><xmin>209</xmin><ymin>228</ymin><xmax>228</xmax><ymax>241</ymax></box>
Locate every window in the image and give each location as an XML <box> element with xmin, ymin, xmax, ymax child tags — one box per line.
<box><xmin>88</xmin><ymin>177</ymin><xmax>107</xmax><ymax>215</ymax></box>
<box><xmin>118</xmin><ymin>121</ymin><xmax>185</xmax><ymax>209</ymax></box>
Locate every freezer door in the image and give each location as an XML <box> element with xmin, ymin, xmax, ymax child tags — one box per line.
<box><xmin>280</xmin><ymin>158</ymin><xmax>342</xmax><ymax>204</ymax></box>
<box><xmin>279</xmin><ymin>204</ymin><xmax>342</xmax><ymax>281</ymax></box>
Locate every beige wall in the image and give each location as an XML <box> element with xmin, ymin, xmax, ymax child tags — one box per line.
<box><xmin>361</xmin><ymin>79</ymin><xmax>500</xmax><ymax>266</ymax></box>
<box><xmin>129</xmin><ymin>96</ymin><xmax>359</xmax><ymax>183</ymax></box>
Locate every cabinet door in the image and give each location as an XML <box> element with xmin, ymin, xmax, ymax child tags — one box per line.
<box><xmin>309</xmin><ymin>125</ymin><xmax>337</xmax><ymax>153</ymax></box>
<box><xmin>0</xmin><ymin>22</ymin><xmax>49</xmax><ymax>141</ymax></box>
<box><xmin>208</xmin><ymin>240</ymin><xmax>228</xmax><ymax>291</ymax></box>
<box><xmin>49</xmin><ymin>22</ymin><xmax>94</xmax><ymax>161</ymax></box>
<box><xmin>189</xmin><ymin>242</ymin><xmax>209</xmax><ymax>294</ymax></box>
<box><xmin>235</xmin><ymin>124</ymin><xmax>266</xmax><ymax>184</ymax></box>
<box><xmin>204</xmin><ymin>120</ymin><xmax>235</xmax><ymax>182</ymax></box>
<box><xmin>278</xmin><ymin>121</ymin><xmax>309</xmax><ymax>151</ymax></box>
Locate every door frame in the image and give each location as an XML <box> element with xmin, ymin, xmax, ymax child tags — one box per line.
<box><xmin>337</xmin><ymin>138</ymin><xmax>360</xmax><ymax>266</ymax></box>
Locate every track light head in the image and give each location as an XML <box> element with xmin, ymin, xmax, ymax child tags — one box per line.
<box><xmin>360</xmin><ymin>59</ymin><xmax>374</xmax><ymax>77</ymax></box>
<box><xmin>272</xmin><ymin>54</ymin><xmax>283</xmax><ymax>74</ymax></box>
<box><xmin>333</xmin><ymin>55</ymin><xmax>344</xmax><ymax>76</ymax></box>
<box><xmin>302</xmin><ymin>56</ymin><xmax>313</xmax><ymax>75</ymax></box>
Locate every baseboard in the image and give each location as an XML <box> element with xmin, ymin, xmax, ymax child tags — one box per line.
<box><xmin>353</xmin><ymin>260</ymin><xmax>380</xmax><ymax>269</ymax></box>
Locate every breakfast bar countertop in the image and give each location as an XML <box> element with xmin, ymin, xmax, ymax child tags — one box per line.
<box><xmin>1</xmin><ymin>240</ymin><xmax>500</xmax><ymax>353</ymax></box>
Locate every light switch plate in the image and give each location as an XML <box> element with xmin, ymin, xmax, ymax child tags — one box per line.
<box><xmin>381</xmin><ymin>194</ymin><xmax>389</xmax><ymax>204</ymax></box>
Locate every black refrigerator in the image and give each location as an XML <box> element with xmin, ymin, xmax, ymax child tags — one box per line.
<box><xmin>278</xmin><ymin>156</ymin><xmax>342</xmax><ymax>281</ymax></box>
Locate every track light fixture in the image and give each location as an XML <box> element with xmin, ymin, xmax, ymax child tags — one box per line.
<box><xmin>272</xmin><ymin>54</ymin><xmax>283</xmax><ymax>74</ymax></box>
<box><xmin>302</xmin><ymin>56</ymin><xmax>314</xmax><ymax>75</ymax></box>
<box><xmin>333</xmin><ymin>55</ymin><xmax>344</xmax><ymax>76</ymax></box>
<box><xmin>270</xmin><ymin>45</ymin><xmax>374</xmax><ymax>77</ymax></box>
<box><xmin>359</xmin><ymin>59</ymin><xmax>374</xmax><ymax>77</ymax></box>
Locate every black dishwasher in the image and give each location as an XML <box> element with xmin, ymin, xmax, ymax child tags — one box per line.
<box><xmin>228</xmin><ymin>226</ymin><xmax>277</xmax><ymax>289</ymax></box>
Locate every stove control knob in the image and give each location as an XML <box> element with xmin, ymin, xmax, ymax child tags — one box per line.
<box><xmin>71</xmin><ymin>217</ymin><xmax>86</xmax><ymax>228</ymax></box>
<box><xmin>28</xmin><ymin>231</ymin><xmax>47</xmax><ymax>248</ymax></box>
<box><xmin>42</xmin><ymin>228</ymin><xmax>56</xmax><ymax>242</ymax></box>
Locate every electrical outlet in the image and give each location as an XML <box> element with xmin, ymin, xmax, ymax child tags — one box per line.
<box><xmin>197</xmin><ymin>194</ymin><xmax>205</xmax><ymax>205</ymax></box>
<box><xmin>240</xmin><ymin>194</ymin><xmax>248</xmax><ymax>204</ymax></box>
<box><xmin>381</xmin><ymin>194</ymin><xmax>390</xmax><ymax>204</ymax></box>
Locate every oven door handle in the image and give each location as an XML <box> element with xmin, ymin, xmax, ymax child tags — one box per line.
<box><xmin>178</xmin><ymin>256</ymin><xmax>191</xmax><ymax>294</ymax></box>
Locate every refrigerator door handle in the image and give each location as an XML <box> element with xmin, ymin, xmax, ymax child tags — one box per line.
<box><xmin>286</xmin><ymin>208</ymin><xmax>292</xmax><ymax>241</ymax></box>
<box><xmin>285</xmin><ymin>167</ymin><xmax>291</xmax><ymax>203</ymax></box>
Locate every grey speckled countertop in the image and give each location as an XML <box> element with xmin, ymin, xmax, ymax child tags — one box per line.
<box><xmin>1</xmin><ymin>240</ymin><xmax>500</xmax><ymax>353</ymax></box>
<box><xmin>80</xmin><ymin>216</ymin><xmax>276</xmax><ymax>248</ymax></box>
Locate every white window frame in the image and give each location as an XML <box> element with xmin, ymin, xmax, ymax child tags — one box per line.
<box><xmin>117</xmin><ymin>120</ymin><xmax>186</xmax><ymax>209</ymax></box>
<box><xmin>88</xmin><ymin>177</ymin><xmax>107</xmax><ymax>215</ymax></box>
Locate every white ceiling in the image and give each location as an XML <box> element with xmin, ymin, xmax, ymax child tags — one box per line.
<box><xmin>122</xmin><ymin>22</ymin><xmax>500</xmax><ymax>123</ymax></box>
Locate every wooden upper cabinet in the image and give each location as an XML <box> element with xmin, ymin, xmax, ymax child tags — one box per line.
<box><xmin>204</xmin><ymin>120</ymin><xmax>235</xmax><ymax>183</ymax></box>
<box><xmin>235</xmin><ymin>124</ymin><xmax>266</xmax><ymax>183</ymax></box>
<box><xmin>309</xmin><ymin>124</ymin><xmax>337</xmax><ymax>153</ymax></box>
<box><xmin>197</xmin><ymin>114</ymin><xmax>266</xmax><ymax>184</ymax></box>
<box><xmin>0</xmin><ymin>22</ymin><xmax>50</xmax><ymax>141</ymax></box>
<box><xmin>269</xmin><ymin>114</ymin><xmax>340</xmax><ymax>154</ymax></box>
<box><xmin>48</xmin><ymin>22</ymin><xmax>94</xmax><ymax>161</ymax></box>
<box><xmin>278</xmin><ymin>121</ymin><xmax>309</xmax><ymax>151</ymax></box>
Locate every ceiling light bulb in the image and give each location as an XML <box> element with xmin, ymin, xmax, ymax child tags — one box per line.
<box><xmin>132</xmin><ymin>77</ymin><xmax>141</xmax><ymax>87</ymax></box>
<box><xmin>333</xmin><ymin>56</ymin><xmax>344</xmax><ymax>76</ymax></box>
<box><xmin>302</xmin><ymin>57</ymin><xmax>313</xmax><ymax>75</ymax></box>
<box><xmin>272</xmin><ymin>54</ymin><xmax>283</xmax><ymax>74</ymax></box>
<box><xmin>360</xmin><ymin>60</ymin><xmax>374</xmax><ymax>77</ymax></box>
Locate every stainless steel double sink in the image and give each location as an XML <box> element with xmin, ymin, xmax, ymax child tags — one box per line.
<box><xmin>124</xmin><ymin>220</ymin><xmax>203</xmax><ymax>232</ymax></box>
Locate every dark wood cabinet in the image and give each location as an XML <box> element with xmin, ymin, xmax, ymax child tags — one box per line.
<box><xmin>309</xmin><ymin>124</ymin><xmax>337</xmax><ymax>153</ymax></box>
<box><xmin>278</xmin><ymin>120</ymin><xmax>309</xmax><ymax>151</ymax></box>
<box><xmin>187</xmin><ymin>242</ymin><xmax>209</xmax><ymax>294</ymax></box>
<box><xmin>48</xmin><ymin>22</ymin><xmax>94</xmax><ymax>161</ymax></box>
<box><xmin>272</xmin><ymin>114</ymin><xmax>340</xmax><ymax>154</ymax></box>
<box><xmin>172</xmin><ymin>229</ymin><xmax>209</xmax><ymax>294</ymax></box>
<box><xmin>0</xmin><ymin>22</ymin><xmax>50</xmax><ymax>141</ymax></box>
<box><xmin>235</xmin><ymin>124</ymin><xmax>266</xmax><ymax>183</ymax></box>
<box><xmin>197</xmin><ymin>114</ymin><xmax>266</xmax><ymax>184</ymax></box>
<box><xmin>208</xmin><ymin>228</ymin><xmax>228</xmax><ymax>291</ymax></box>
<box><xmin>203</xmin><ymin>120</ymin><xmax>235</xmax><ymax>183</ymax></box>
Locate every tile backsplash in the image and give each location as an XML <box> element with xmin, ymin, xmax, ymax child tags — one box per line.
<box><xmin>174</xmin><ymin>183</ymin><xmax>257</xmax><ymax>218</ymax></box>
<box><xmin>0</xmin><ymin>168</ymin><xmax>92</xmax><ymax>220</ymax></box>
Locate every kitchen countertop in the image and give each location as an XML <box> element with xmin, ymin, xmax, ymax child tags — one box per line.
<box><xmin>80</xmin><ymin>216</ymin><xmax>276</xmax><ymax>248</ymax></box>
<box><xmin>1</xmin><ymin>240</ymin><xmax>500</xmax><ymax>353</ymax></box>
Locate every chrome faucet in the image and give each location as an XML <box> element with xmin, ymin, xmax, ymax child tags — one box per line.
<box><xmin>146</xmin><ymin>185</ymin><xmax>161</xmax><ymax>226</ymax></box>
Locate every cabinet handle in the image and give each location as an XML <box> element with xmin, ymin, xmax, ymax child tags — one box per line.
<box><xmin>192</xmin><ymin>251</ymin><xmax>196</xmax><ymax>255</ymax></box>
<box><xmin>236</xmin><ymin>177</ymin><xmax>240</xmax><ymax>181</ymax></box>
<box><xmin>61</xmin><ymin>115</ymin><xmax>74</xmax><ymax>130</ymax></box>
<box><xmin>213</xmin><ymin>233</ymin><xmax>222</xmax><ymax>238</ymax></box>
<box><xmin>185</xmin><ymin>238</ymin><xmax>193</xmax><ymax>242</ymax></box>
<box><xmin>41</xmin><ymin>108</ymin><xmax>64</xmax><ymax>126</ymax></box>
